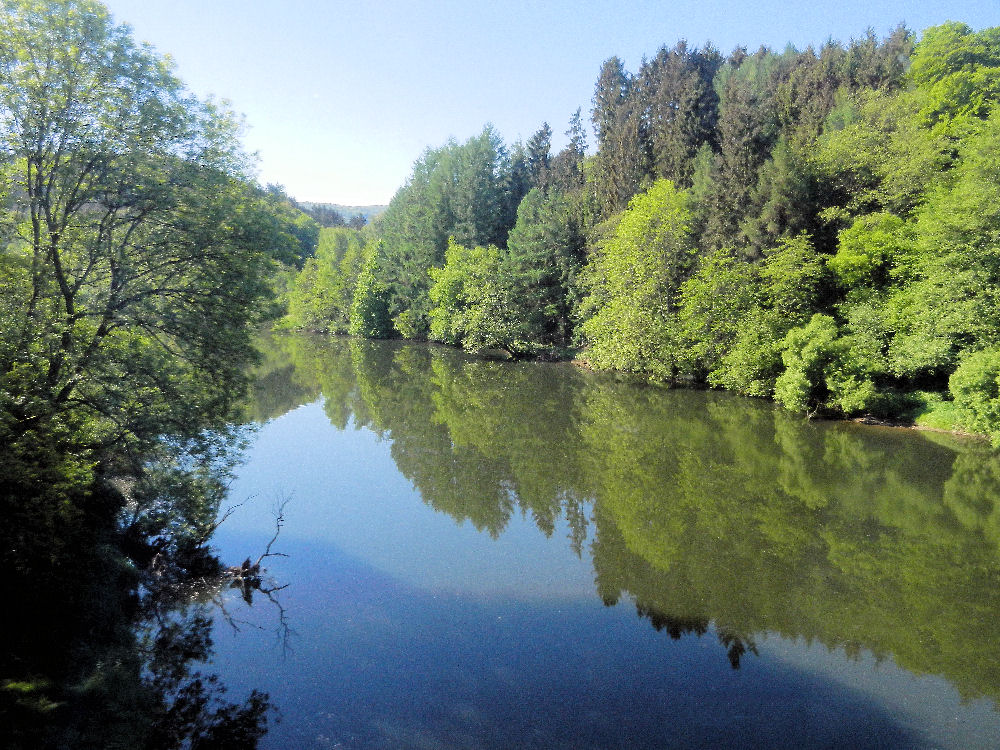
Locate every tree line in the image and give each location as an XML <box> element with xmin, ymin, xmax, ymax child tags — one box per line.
<box><xmin>281</xmin><ymin>22</ymin><xmax>1000</xmax><ymax>444</ymax></box>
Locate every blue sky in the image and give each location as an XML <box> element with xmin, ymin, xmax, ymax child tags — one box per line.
<box><xmin>102</xmin><ymin>0</ymin><xmax>998</xmax><ymax>206</ymax></box>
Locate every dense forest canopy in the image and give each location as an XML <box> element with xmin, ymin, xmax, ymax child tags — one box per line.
<box><xmin>281</xmin><ymin>21</ymin><xmax>1000</xmax><ymax>445</ymax></box>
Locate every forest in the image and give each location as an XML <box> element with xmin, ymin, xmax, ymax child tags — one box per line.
<box><xmin>280</xmin><ymin>22</ymin><xmax>1000</xmax><ymax>445</ymax></box>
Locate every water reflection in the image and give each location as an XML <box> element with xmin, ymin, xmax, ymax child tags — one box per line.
<box><xmin>252</xmin><ymin>333</ymin><xmax>1000</xmax><ymax>706</ymax></box>
<box><xmin>1</xmin><ymin>432</ymin><xmax>282</xmax><ymax>748</ymax></box>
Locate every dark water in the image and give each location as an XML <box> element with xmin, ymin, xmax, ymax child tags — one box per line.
<box><xmin>209</xmin><ymin>333</ymin><xmax>1000</xmax><ymax>749</ymax></box>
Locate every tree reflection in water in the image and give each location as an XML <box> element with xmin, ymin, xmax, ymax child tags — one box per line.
<box><xmin>253</xmin><ymin>332</ymin><xmax>1000</xmax><ymax>703</ymax></box>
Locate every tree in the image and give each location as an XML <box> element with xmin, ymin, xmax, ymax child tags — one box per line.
<box><xmin>504</xmin><ymin>187</ymin><xmax>586</xmax><ymax>347</ymax></box>
<box><xmin>702</xmin><ymin>51</ymin><xmax>783</xmax><ymax>254</ymax></box>
<box><xmin>741</xmin><ymin>137</ymin><xmax>824</xmax><ymax>255</ymax></box>
<box><xmin>375</xmin><ymin>126</ymin><xmax>517</xmax><ymax>338</ymax></box>
<box><xmin>262</xmin><ymin>184</ymin><xmax>321</xmax><ymax>266</ymax></box>
<box><xmin>578</xmin><ymin>180</ymin><xmax>694</xmax><ymax>379</ymax></box>
<box><xmin>591</xmin><ymin>57</ymin><xmax>650</xmax><ymax>215</ymax></box>
<box><xmin>548</xmin><ymin>109</ymin><xmax>588</xmax><ymax>194</ymax></box>
<box><xmin>301</xmin><ymin>202</ymin><xmax>347</xmax><ymax>227</ymax></box>
<box><xmin>526</xmin><ymin>122</ymin><xmax>552</xmax><ymax>189</ymax></box>
<box><xmin>427</xmin><ymin>239</ymin><xmax>526</xmax><ymax>352</ymax></box>
<box><xmin>0</xmin><ymin>0</ymin><xmax>292</xmax><ymax>454</ymax></box>
<box><xmin>908</xmin><ymin>22</ymin><xmax>1000</xmax><ymax>127</ymax></box>
<box><xmin>677</xmin><ymin>247</ymin><xmax>757</xmax><ymax>377</ymax></box>
<box><xmin>706</xmin><ymin>234</ymin><xmax>826</xmax><ymax>397</ymax></box>
<box><xmin>348</xmin><ymin>241</ymin><xmax>393</xmax><ymax>338</ymax></box>
<box><xmin>827</xmin><ymin>212</ymin><xmax>913</xmax><ymax>291</ymax></box>
<box><xmin>887</xmin><ymin>109</ymin><xmax>1000</xmax><ymax>381</ymax></box>
<box><xmin>949</xmin><ymin>347</ymin><xmax>1000</xmax><ymax>445</ymax></box>
<box><xmin>450</xmin><ymin>125</ymin><xmax>512</xmax><ymax>249</ymax></box>
<box><xmin>638</xmin><ymin>41</ymin><xmax>721</xmax><ymax>187</ymax></box>
<box><xmin>283</xmin><ymin>227</ymin><xmax>367</xmax><ymax>332</ymax></box>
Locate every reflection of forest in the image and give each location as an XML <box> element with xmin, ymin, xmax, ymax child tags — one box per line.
<box><xmin>257</xmin><ymin>333</ymin><xmax>1000</xmax><ymax>702</ymax></box>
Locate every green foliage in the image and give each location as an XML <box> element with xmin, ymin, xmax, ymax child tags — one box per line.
<box><xmin>503</xmin><ymin>188</ymin><xmax>586</xmax><ymax>348</ymax></box>
<box><xmin>774</xmin><ymin>314</ymin><xmax>840</xmax><ymax>412</ymax></box>
<box><xmin>815</xmin><ymin>89</ymin><xmax>952</xmax><ymax>218</ymax></box>
<box><xmin>677</xmin><ymin>247</ymin><xmax>758</xmax><ymax>376</ymax></box>
<box><xmin>262</xmin><ymin>187</ymin><xmax>321</xmax><ymax>267</ymax></box>
<box><xmin>910</xmin><ymin>390</ymin><xmax>963</xmax><ymax>431</ymax></box>
<box><xmin>709</xmin><ymin>308</ymin><xmax>788</xmax><ymax>397</ymax></box>
<box><xmin>637</xmin><ymin>41</ymin><xmax>722</xmax><ymax>187</ymax></box>
<box><xmin>950</xmin><ymin>347</ymin><xmax>1000</xmax><ymax>445</ymax></box>
<box><xmin>887</xmin><ymin>109</ymin><xmax>1000</xmax><ymax>380</ymax></box>
<box><xmin>284</xmin><ymin>227</ymin><xmax>367</xmax><ymax>332</ymax></box>
<box><xmin>837</xmin><ymin>299</ymin><xmax>892</xmax><ymax>380</ymax></box>
<box><xmin>742</xmin><ymin>138</ymin><xmax>822</xmax><ymax>255</ymax></box>
<box><xmin>774</xmin><ymin>313</ymin><xmax>881</xmax><ymax>415</ymax></box>
<box><xmin>428</xmin><ymin>239</ymin><xmax>526</xmax><ymax>353</ymax></box>
<box><xmin>0</xmin><ymin>0</ymin><xmax>298</xmax><ymax>457</ymax></box>
<box><xmin>348</xmin><ymin>242</ymin><xmax>393</xmax><ymax>338</ymax></box>
<box><xmin>703</xmin><ymin>234</ymin><xmax>828</xmax><ymax>398</ymax></box>
<box><xmin>702</xmin><ymin>51</ymin><xmax>785</xmax><ymax>253</ymax></box>
<box><xmin>760</xmin><ymin>233</ymin><xmax>826</xmax><ymax>318</ymax></box>
<box><xmin>427</xmin><ymin>240</ymin><xmax>470</xmax><ymax>346</ymax></box>
<box><xmin>374</xmin><ymin>126</ymin><xmax>519</xmax><ymax>336</ymax></box>
<box><xmin>591</xmin><ymin>57</ymin><xmax>650</xmax><ymax>215</ymax></box>
<box><xmin>909</xmin><ymin>22</ymin><xmax>1000</xmax><ymax>127</ymax></box>
<box><xmin>0</xmin><ymin>4</ymin><xmax>282</xmax><ymax>744</ymax></box>
<box><xmin>578</xmin><ymin>180</ymin><xmax>694</xmax><ymax>379</ymax></box>
<box><xmin>828</xmin><ymin>212</ymin><xmax>912</xmax><ymax>289</ymax></box>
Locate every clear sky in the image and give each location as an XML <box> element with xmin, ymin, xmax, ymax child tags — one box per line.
<box><xmin>101</xmin><ymin>0</ymin><xmax>997</xmax><ymax>206</ymax></box>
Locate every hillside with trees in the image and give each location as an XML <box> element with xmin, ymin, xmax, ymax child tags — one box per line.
<box><xmin>281</xmin><ymin>22</ymin><xmax>1000</xmax><ymax>445</ymax></box>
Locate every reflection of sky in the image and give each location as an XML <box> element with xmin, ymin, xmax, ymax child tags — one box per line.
<box><xmin>759</xmin><ymin>637</ymin><xmax>1000</xmax><ymax>750</ymax></box>
<box><xmin>216</xmin><ymin>399</ymin><xmax>596</xmax><ymax>601</ymax></box>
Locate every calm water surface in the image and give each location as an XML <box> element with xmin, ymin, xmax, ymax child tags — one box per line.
<box><xmin>209</xmin><ymin>334</ymin><xmax>1000</xmax><ymax>749</ymax></box>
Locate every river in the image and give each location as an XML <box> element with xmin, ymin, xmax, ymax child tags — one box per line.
<box><xmin>206</xmin><ymin>333</ymin><xmax>1000</xmax><ymax>749</ymax></box>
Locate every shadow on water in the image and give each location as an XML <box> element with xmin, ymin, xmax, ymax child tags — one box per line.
<box><xmin>249</xmin><ymin>332</ymin><xmax>1000</xmax><ymax>711</ymax></box>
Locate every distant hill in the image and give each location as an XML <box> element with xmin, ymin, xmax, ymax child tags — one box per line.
<box><xmin>299</xmin><ymin>202</ymin><xmax>387</xmax><ymax>222</ymax></box>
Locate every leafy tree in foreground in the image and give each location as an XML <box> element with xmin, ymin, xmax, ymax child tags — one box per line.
<box><xmin>0</xmin><ymin>0</ymin><xmax>295</xmax><ymax>457</ymax></box>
